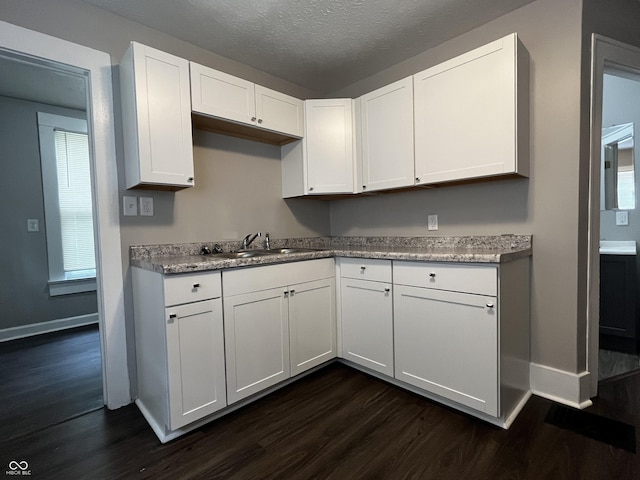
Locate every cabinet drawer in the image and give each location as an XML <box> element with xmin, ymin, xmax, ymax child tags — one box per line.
<box><xmin>393</xmin><ymin>261</ymin><xmax>497</xmax><ymax>296</ymax></box>
<box><xmin>339</xmin><ymin>258</ymin><xmax>392</xmax><ymax>282</ymax></box>
<box><xmin>164</xmin><ymin>271</ymin><xmax>222</xmax><ymax>306</ymax></box>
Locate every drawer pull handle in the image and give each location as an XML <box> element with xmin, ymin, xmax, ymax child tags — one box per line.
<box><xmin>486</xmin><ymin>303</ymin><xmax>494</xmax><ymax>309</ymax></box>
<box><xmin>169</xmin><ymin>313</ymin><xmax>177</xmax><ymax>319</ymax></box>
<box><xmin>429</xmin><ymin>273</ymin><xmax>436</xmax><ymax>278</ymax></box>
<box><xmin>193</xmin><ymin>283</ymin><xmax>200</xmax><ymax>288</ymax></box>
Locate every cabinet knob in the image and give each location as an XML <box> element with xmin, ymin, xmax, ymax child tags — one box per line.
<box><xmin>360</xmin><ymin>266</ymin><xmax>366</xmax><ymax>271</ymax></box>
<box><xmin>187</xmin><ymin>177</ymin><xmax>194</xmax><ymax>182</ymax></box>
<box><xmin>429</xmin><ymin>272</ymin><xmax>436</xmax><ymax>278</ymax></box>
<box><xmin>416</xmin><ymin>177</ymin><xmax>421</xmax><ymax>183</ymax></box>
<box><xmin>290</xmin><ymin>289</ymin><xmax>295</xmax><ymax>295</ymax></box>
<box><xmin>362</xmin><ymin>185</ymin><xmax>367</xmax><ymax>190</ymax></box>
<box><xmin>309</xmin><ymin>186</ymin><xmax>314</xmax><ymax>191</ymax></box>
<box><xmin>486</xmin><ymin>303</ymin><xmax>494</xmax><ymax>309</ymax></box>
<box><xmin>258</xmin><ymin>118</ymin><xmax>263</xmax><ymax>124</ymax></box>
<box><xmin>169</xmin><ymin>313</ymin><xmax>177</xmax><ymax>319</ymax></box>
<box><xmin>384</xmin><ymin>288</ymin><xmax>390</xmax><ymax>293</ymax></box>
<box><xmin>251</xmin><ymin>116</ymin><xmax>257</xmax><ymax>122</ymax></box>
<box><xmin>193</xmin><ymin>283</ymin><xmax>200</xmax><ymax>289</ymax></box>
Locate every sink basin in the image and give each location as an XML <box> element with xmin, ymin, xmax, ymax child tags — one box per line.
<box><xmin>266</xmin><ymin>248</ymin><xmax>319</xmax><ymax>254</ymax></box>
<box><xmin>599</xmin><ymin>240</ymin><xmax>637</xmax><ymax>255</ymax></box>
<box><xmin>213</xmin><ymin>251</ymin><xmax>274</xmax><ymax>259</ymax></box>
<box><xmin>207</xmin><ymin>248</ymin><xmax>319</xmax><ymax>259</ymax></box>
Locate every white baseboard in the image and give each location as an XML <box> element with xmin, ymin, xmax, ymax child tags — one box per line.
<box><xmin>0</xmin><ymin>313</ymin><xmax>98</xmax><ymax>342</ymax></box>
<box><xmin>530</xmin><ymin>362</ymin><xmax>592</xmax><ymax>409</ymax></box>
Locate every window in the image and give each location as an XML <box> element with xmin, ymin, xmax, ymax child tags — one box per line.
<box><xmin>38</xmin><ymin>112</ymin><xmax>96</xmax><ymax>296</ymax></box>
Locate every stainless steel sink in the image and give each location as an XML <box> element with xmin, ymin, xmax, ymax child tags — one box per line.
<box><xmin>266</xmin><ymin>248</ymin><xmax>319</xmax><ymax>254</ymax></box>
<box><xmin>213</xmin><ymin>251</ymin><xmax>273</xmax><ymax>259</ymax></box>
<box><xmin>207</xmin><ymin>247</ymin><xmax>319</xmax><ymax>259</ymax></box>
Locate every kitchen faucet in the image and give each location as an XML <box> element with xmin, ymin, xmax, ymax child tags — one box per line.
<box><xmin>241</xmin><ymin>231</ymin><xmax>261</xmax><ymax>250</ymax></box>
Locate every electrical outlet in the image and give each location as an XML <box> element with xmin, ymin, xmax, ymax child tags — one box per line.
<box><xmin>123</xmin><ymin>196</ymin><xmax>137</xmax><ymax>216</ymax></box>
<box><xmin>428</xmin><ymin>214</ymin><xmax>438</xmax><ymax>231</ymax></box>
<box><xmin>140</xmin><ymin>197</ymin><xmax>154</xmax><ymax>216</ymax></box>
<box><xmin>27</xmin><ymin>219</ymin><xmax>39</xmax><ymax>232</ymax></box>
<box><xmin>616</xmin><ymin>210</ymin><xmax>629</xmax><ymax>226</ymax></box>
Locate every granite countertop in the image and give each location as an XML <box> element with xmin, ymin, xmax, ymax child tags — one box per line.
<box><xmin>130</xmin><ymin>235</ymin><xmax>532</xmax><ymax>275</ymax></box>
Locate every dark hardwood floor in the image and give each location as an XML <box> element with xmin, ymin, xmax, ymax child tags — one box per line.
<box><xmin>1</xmin><ymin>360</ymin><xmax>639</xmax><ymax>479</ymax></box>
<box><xmin>0</xmin><ymin>325</ymin><xmax>103</xmax><ymax>442</ymax></box>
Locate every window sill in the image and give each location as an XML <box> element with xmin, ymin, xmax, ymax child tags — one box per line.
<box><xmin>49</xmin><ymin>277</ymin><xmax>96</xmax><ymax>296</ymax></box>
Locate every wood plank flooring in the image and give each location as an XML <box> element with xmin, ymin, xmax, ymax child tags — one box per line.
<box><xmin>1</xmin><ymin>360</ymin><xmax>639</xmax><ymax>479</ymax></box>
<box><xmin>0</xmin><ymin>325</ymin><xmax>103</xmax><ymax>442</ymax></box>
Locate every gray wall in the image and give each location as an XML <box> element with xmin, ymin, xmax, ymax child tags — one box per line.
<box><xmin>0</xmin><ymin>95</ymin><xmax>97</xmax><ymax>330</ymax></box>
<box><xmin>328</xmin><ymin>0</ymin><xmax>585</xmax><ymax>374</ymax></box>
<box><xmin>6</xmin><ymin>0</ymin><xmax>640</xmax><ymax>383</ymax></box>
<box><xmin>600</xmin><ymin>74</ymin><xmax>640</xmax><ymax>240</ymax></box>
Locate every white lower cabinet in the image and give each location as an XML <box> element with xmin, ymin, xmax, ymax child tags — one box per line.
<box><xmin>289</xmin><ymin>278</ymin><xmax>337</xmax><ymax>376</ymax></box>
<box><xmin>165</xmin><ymin>299</ymin><xmax>226</xmax><ymax>429</ymax></box>
<box><xmin>394</xmin><ymin>285</ymin><xmax>498</xmax><ymax>416</ymax></box>
<box><xmin>132</xmin><ymin>268</ymin><xmax>226</xmax><ymax>435</ymax></box>
<box><xmin>392</xmin><ymin>259</ymin><xmax>530</xmax><ymax>422</ymax></box>
<box><xmin>339</xmin><ymin>258</ymin><xmax>394</xmax><ymax>376</ymax></box>
<box><xmin>223</xmin><ymin>287</ymin><xmax>290</xmax><ymax>404</ymax></box>
<box><xmin>223</xmin><ymin>259</ymin><xmax>336</xmax><ymax>404</ymax></box>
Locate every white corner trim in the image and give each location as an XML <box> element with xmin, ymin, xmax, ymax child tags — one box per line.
<box><xmin>0</xmin><ymin>313</ymin><xmax>98</xmax><ymax>342</ymax></box>
<box><xmin>530</xmin><ymin>362</ymin><xmax>592</xmax><ymax>409</ymax></box>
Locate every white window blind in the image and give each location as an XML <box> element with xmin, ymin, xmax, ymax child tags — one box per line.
<box><xmin>54</xmin><ymin>130</ymin><xmax>96</xmax><ymax>275</ymax></box>
<box><xmin>38</xmin><ymin>112</ymin><xmax>96</xmax><ymax>295</ymax></box>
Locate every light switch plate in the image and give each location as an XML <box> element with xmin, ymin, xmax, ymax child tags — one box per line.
<box><xmin>428</xmin><ymin>214</ymin><xmax>438</xmax><ymax>231</ymax></box>
<box><xmin>140</xmin><ymin>197</ymin><xmax>154</xmax><ymax>216</ymax></box>
<box><xmin>616</xmin><ymin>210</ymin><xmax>629</xmax><ymax>226</ymax></box>
<box><xmin>123</xmin><ymin>196</ymin><xmax>137</xmax><ymax>216</ymax></box>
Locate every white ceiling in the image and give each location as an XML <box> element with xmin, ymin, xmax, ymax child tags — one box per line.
<box><xmin>80</xmin><ymin>0</ymin><xmax>536</xmax><ymax>94</ymax></box>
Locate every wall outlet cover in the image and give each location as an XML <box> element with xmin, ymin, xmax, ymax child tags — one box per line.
<box><xmin>616</xmin><ymin>211</ymin><xmax>629</xmax><ymax>226</ymax></box>
<box><xmin>140</xmin><ymin>196</ymin><xmax>154</xmax><ymax>216</ymax></box>
<box><xmin>27</xmin><ymin>218</ymin><xmax>39</xmax><ymax>232</ymax></box>
<box><xmin>428</xmin><ymin>214</ymin><xmax>438</xmax><ymax>231</ymax></box>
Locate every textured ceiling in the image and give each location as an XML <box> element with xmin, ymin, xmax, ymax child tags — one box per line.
<box><xmin>81</xmin><ymin>0</ymin><xmax>535</xmax><ymax>94</ymax></box>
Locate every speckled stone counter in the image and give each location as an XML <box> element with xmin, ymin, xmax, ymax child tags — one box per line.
<box><xmin>130</xmin><ymin>235</ymin><xmax>532</xmax><ymax>275</ymax></box>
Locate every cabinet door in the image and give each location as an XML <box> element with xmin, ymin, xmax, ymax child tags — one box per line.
<box><xmin>359</xmin><ymin>77</ymin><xmax>415</xmax><ymax>192</ymax></box>
<box><xmin>394</xmin><ymin>285</ymin><xmax>498</xmax><ymax>416</ymax></box>
<box><xmin>304</xmin><ymin>99</ymin><xmax>355</xmax><ymax>194</ymax></box>
<box><xmin>224</xmin><ymin>288</ymin><xmax>290</xmax><ymax>404</ymax></box>
<box><xmin>600</xmin><ymin>255</ymin><xmax>637</xmax><ymax>352</ymax></box>
<box><xmin>165</xmin><ymin>299</ymin><xmax>226</xmax><ymax>430</ymax></box>
<box><xmin>255</xmin><ymin>85</ymin><xmax>304</xmax><ymax>137</ymax></box>
<box><xmin>289</xmin><ymin>278</ymin><xmax>337</xmax><ymax>376</ymax></box>
<box><xmin>341</xmin><ymin>278</ymin><xmax>393</xmax><ymax>376</ymax></box>
<box><xmin>122</xmin><ymin>43</ymin><xmax>194</xmax><ymax>189</ymax></box>
<box><xmin>414</xmin><ymin>33</ymin><xmax>525</xmax><ymax>185</ymax></box>
<box><xmin>190</xmin><ymin>62</ymin><xmax>256</xmax><ymax>126</ymax></box>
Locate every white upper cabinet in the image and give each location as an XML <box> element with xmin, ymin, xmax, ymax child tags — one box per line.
<box><xmin>120</xmin><ymin>42</ymin><xmax>194</xmax><ymax>190</ymax></box>
<box><xmin>255</xmin><ymin>85</ymin><xmax>305</xmax><ymax>138</ymax></box>
<box><xmin>358</xmin><ymin>76</ymin><xmax>415</xmax><ymax>192</ymax></box>
<box><xmin>281</xmin><ymin>98</ymin><xmax>356</xmax><ymax>197</ymax></box>
<box><xmin>190</xmin><ymin>62</ymin><xmax>304</xmax><ymax>138</ymax></box>
<box><xmin>414</xmin><ymin>33</ymin><xmax>529</xmax><ymax>185</ymax></box>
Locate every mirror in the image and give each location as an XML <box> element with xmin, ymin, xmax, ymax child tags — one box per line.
<box><xmin>601</xmin><ymin>122</ymin><xmax>635</xmax><ymax>210</ymax></box>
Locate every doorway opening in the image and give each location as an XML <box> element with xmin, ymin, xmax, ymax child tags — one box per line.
<box><xmin>0</xmin><ymin>52</ymin><xmax>103</xmax><ymax>433</ymax></box>
<box><xmin>588</xmin><ymin>35</ymin><xmax>640</xmax><ymax>396</ymax></box>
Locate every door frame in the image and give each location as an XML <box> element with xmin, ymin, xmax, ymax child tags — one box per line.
<box><xmin>0</xmin><ymin>21</ymin><xmax>130</xmax><ymax>408</ymax></box>
<box><xmin>588</xmin><ymin>34</ymin><xmax>640</xmax><ymax>397</ymax></box>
